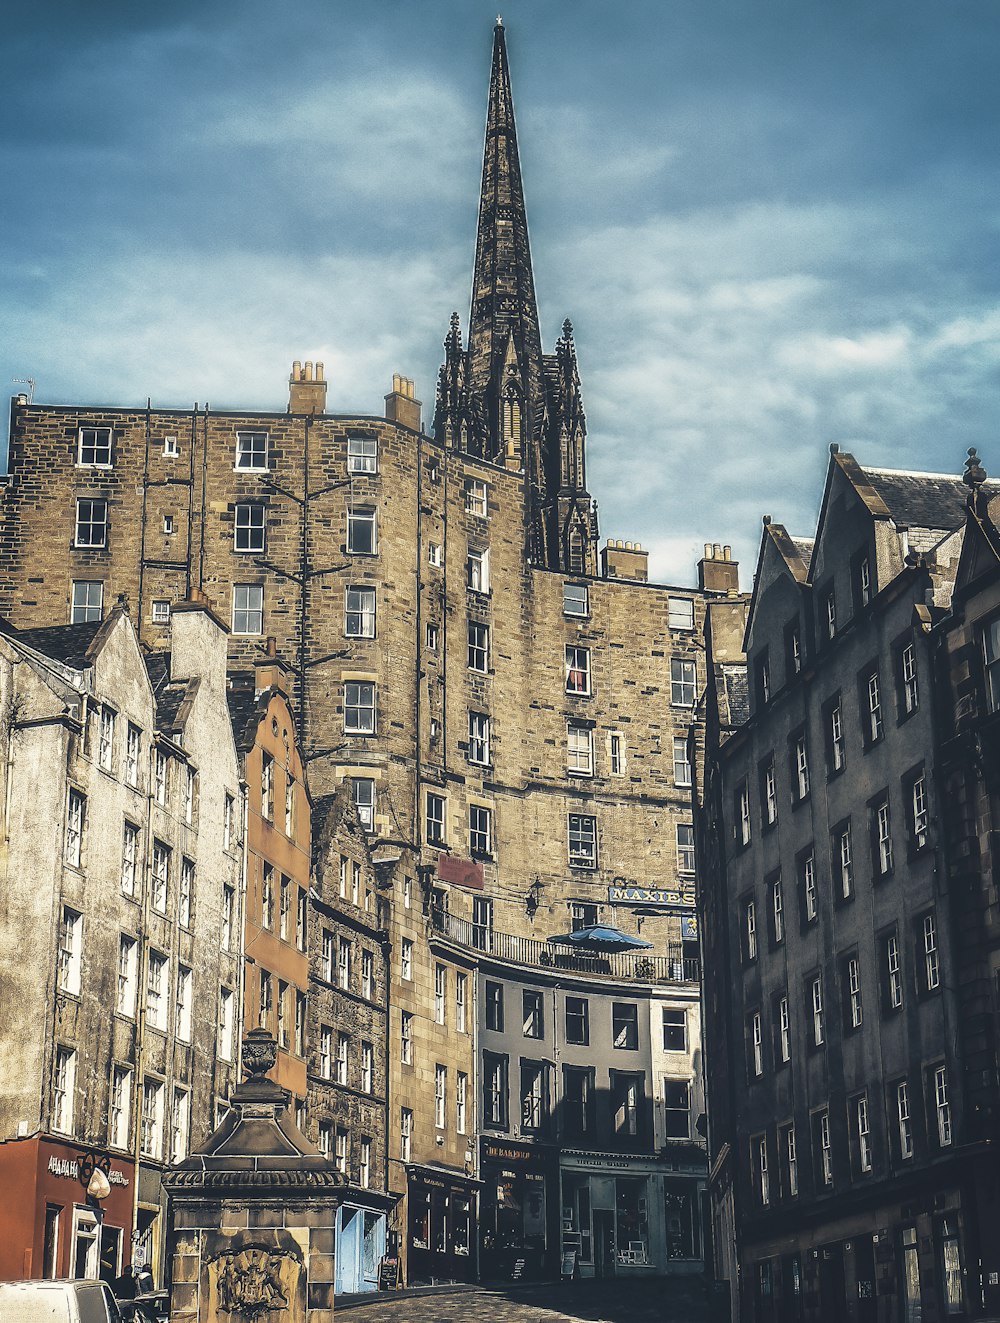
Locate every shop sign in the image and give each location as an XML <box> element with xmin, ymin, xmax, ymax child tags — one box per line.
<box><xmin>481</xmin><ymin>1139</ymin><xmax>541</xmax><ymax>1165</ymax></box>
<box><xmin>437</xmin><ymin>855</ymin><xmax>484</xmax><ymax>890</ymax></box>
<box><xmin>561</xmin><ymin>1152</ymin><xmax>659</xmax><ymax>1172</ymax></box>
<box><xmin>681</xmin><ymin>914</ymin><xmax>698</xmax><ymax>940</ymax></box>
<box><xmin>607</xmin><ymin>883</ymin><xmax>696</xmax><ymax>908</ymax></box>
<box><xmin>47</xmin><ymin>1154</ymin><xmax>130</xmax><ymax>1188</ymax></box>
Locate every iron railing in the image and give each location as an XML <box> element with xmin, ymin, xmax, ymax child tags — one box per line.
<box><xmin>429</xmin><ymin>907</ymin><xmax>700</xmax><ymax>984</ymax></box>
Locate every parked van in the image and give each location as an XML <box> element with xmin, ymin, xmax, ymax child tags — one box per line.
<box><xmin>0</xmin><ymin>1280</ymin><xmax>123</xmax><ymax>1322</ymax></box>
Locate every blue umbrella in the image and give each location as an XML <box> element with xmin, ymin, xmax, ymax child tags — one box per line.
<box><xmin>547</xmin><ymin>924</ymin><xmax>653</xmax><ymax>952</ymax></box>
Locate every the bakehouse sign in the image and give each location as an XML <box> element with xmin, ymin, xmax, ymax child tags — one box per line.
<box><xmin>607</xmin><ymin>883</ymin><xmax>696</xmax><ymax>909</ymax></box>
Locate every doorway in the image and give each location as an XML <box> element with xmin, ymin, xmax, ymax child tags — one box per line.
<box><xmin>71</xmin><ymin>1208</ymin><xmax>100</xmax><ymax>1280</ymax></box>
<box><xmin>593</xmin><ymin>1210</ymin><xmax>615</xmax><ymax>1279</ymax></box>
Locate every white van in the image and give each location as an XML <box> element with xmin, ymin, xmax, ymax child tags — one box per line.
<box><xmin>0</xmin><ymin>1281</ymin><xmax>123</xmax><ymax>1322</ymax></box>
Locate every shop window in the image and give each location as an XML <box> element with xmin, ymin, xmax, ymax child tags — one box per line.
<box><xmin>615</xmin><ymin>1177</ymin><xmax>650</xmax><ymax>1265</ymax></box>
<box><xmin>938</xmin><ymin>1216</ymin><xmax>964</xmax><ymax>1316</ymax></box>
<box><xmin>664</xmin><ymin>1183</ymin><xmax>698</xmax><ymax>1260</ymax></box>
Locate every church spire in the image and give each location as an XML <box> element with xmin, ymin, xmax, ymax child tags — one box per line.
<box><xmin>466</xmin><ymin>20</ymin><xmax>544</xmax><ymax>432</ymax></box>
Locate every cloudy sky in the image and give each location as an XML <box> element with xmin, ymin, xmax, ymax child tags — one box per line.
<box><xmin>3</xmin><ymin>0</ymin><xmax>999</xmax><ymax>584</ymax></box>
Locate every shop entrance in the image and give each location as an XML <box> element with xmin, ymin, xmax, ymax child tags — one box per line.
<box><xmin>594</xmin><ymin>1210</ymin><xmax>615</xmax><ymax>1278</ymax></box>
<box><xmin>71</xmin><ymin>1208</ymin><xmax>100</xmax><ymax>1280</ymax></box>
<box><xmin>335</xmin><ymin>1206</ymin><xmax>386</xmax><ymax>1295</ymax></box>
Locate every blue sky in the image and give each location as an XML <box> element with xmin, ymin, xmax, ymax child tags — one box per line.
<box><xmin>3</xmin><ymin>0</ymin><xmax>1000</xmax><ymax>585</ymax></box>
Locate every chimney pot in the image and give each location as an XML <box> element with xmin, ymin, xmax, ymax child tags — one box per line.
<box><xmin>385</xmin><ymin>373</ymin><xmax>422</xmax><ymax>431</ymax></box>
<box><xmin>723</xmin><ymin>545</ymin><xmax>732</xmax><ymax>561</ymax></box>
<box><xmin>288</xmin><ymin>357</ymin><xmax>327</xmax><ymax>415</ymax></box>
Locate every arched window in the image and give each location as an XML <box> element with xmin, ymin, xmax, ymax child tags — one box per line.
<box><xmin>502</xmin><ymin>384</ymin><xmax>522</xmax><ymax>451</ymax></box>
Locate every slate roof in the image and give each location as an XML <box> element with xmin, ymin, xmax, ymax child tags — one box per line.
<box><xmin>144</xmin><ymin>652</ymin><xmax>189</xmax><ymax>733</ymax></box>
<box><xmin>722</xmin><ymin>665</ymin><xmax>750</xmax><ymax>728</ymax></box>
<box><xmin>4</xmin><ymin>620</ymin><xmax>105</xmax><ymax>670</ymax></box>
<box><xmin>790</xmin><ymin>536</ymin><xmax>815</xmax><ymax>565</ymax></box>
<box><xmin>861</xmin><ymin>467</ymin><xmax>1000</xmax><ymax>536</ymax></box>
<box><xmin>227</xmin><ymin>687</ymin><xmax>262</xmax><ymax>755</ymax></box>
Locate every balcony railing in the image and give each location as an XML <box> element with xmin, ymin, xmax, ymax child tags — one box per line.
<box><xmin>429</xmin><ymin>907</ymin><xmax>700</xmax><ymax>984</ymax></box>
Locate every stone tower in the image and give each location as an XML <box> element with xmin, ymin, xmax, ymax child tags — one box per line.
<box><xmin>433</xmin><ymin>19</ymin><xmax>599</xmax><ymax>574</ymax></box>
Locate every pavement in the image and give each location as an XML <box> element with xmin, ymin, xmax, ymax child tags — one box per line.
<box><xmin>336</xmin><ymin>1277</ymin><xmax>717</xmax><ymax>1322</ymax></box>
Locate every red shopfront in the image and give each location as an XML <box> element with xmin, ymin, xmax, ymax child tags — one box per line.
<box><xmin>0</xmin><ymin>1135</ymin><xmax>134</xmax><ymax>1283</ymax></box>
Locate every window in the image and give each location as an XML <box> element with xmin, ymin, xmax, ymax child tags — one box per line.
<box><xmin>345</xmin><ymin>586</ymin><xmax>376</xmax><ymax>638</ymax></box>
<box><xmin>352</xmin><ymin>777</ymin><xmax>375</xmax><ymax>829</ymax></box>
<box><xmin>57</xmin><ymin>907</ymin><xmax>82</xmax><ymax>996</ymax></box>
<box><xmin>613</xmin><ymin>1002</ymin><xmax>639</xmax><ymax>1050</ymax></box>
<box><xmin>258</xmin><ymin>970</ymin><xmax>273</xmax><ymax>1028</ymax></box>
<box><xmin>421</xmin><ymin>790</ymin><xmax>447</xmax><ymax>846</ymax></box>
<box><xmin>520</xmin><ymin>1061</ymin><xmax>547</xmax><ymax>1132</ymax></box>
<box><xmin>484</xmin><ymin>1053</ymin><xmax>508</xmax><ymax>1129</ymax></box>
<box><xmin>456</xmin><ymin>972</ymin><xmax>467</xmax><ymax>1032</ymax></box>
<box><xmin>235</xmin><ymin>430</ymin><xmax>268</xmax><ymax>470</ymax></box>
<box><xmin>760</xmin><ymin>756</ymin><xmax>777</xmax><ymax>826</ymax></box>
<box><xmin>153</xmin><ymin>749</ymin><xmax>169</xmax><ymax>806</ymax></box>
<box><xmin>401</xmin><ymin>938</ymin><xmax>413</xmax><ymax>981</ymax></box>
<box><xmin>75</xmin><ymin>498</ymin><xmax>107</xmax><ymax>549</ymax></box>
<box><xmin>466</xmin><ymin>479</ymin><xmax>488</xmax><ymax>516</ymax></box>
<box><xmin>785</xmin><ymin>619</ymin><xmax>803</xmax><ymax>679</ymax></box>
<box><xmin>743</xmin><ymin>898</ymin><xmax>757</xmax><ymax>962</ymax></box>
<box><xmin>71</xmin><ymin>580</ymin><xmax>103</xmax><ymax>623</ymax></box>
<box><xmin>434</xmin><ymin>963</ymin><xmax>447</xmax><ymax>1025</ymax></box>
<box><xmin>175</xmin><ymin>966</ymin><xmax>193</xmax><ymax>1042</ymax></box>
<box><xmin>853</xmin><ymin>1094</ymin><xmax>872</xmax><ymax>1174</ymax></box>
<box><xmin>317</xmin><ymin>1122</ymin><xmax>332</xmax><ymax>1158</ymax></box>
<box><xmin>170</xmin><ymin>1088</ymin><xmax>190</xmax><ymax>1164</ymax></box>
<box><xmin>435</xmin><ymin>1064</ymin><xmax>448</xmax><ymax>1129</ymax></box>
<box><xmin>755</xmin><ymin>650</ymin><xmax>771</xmax><ymax>706</ymax></box>
<box><xmin>335</xmin><ymin>1032</ymin><xmax>349</xmax><ymax>1085</ymax></box>
<box><xmin>222</xmin><ymin>885</ymin><xmax>235</xmax><ymax>952</ymax></box>
<box><xmin>522</xmin><ymin>989</ymin><xmax>544</xmax><ymax>1038</ymax></box>
<box><xmin>428</xmin><ymin>541</ymin><xmax>442</xmax><ymax>567</ymax></box>
<box><xmin>425</xmin><ymin>621</ymin><xmax>439</xmax><ymax>650</ymax></box>
<box><xmin>347</xmin><ymin>434</ymin><xmax>378</xmax><ymax>474</ymax></box>
<box><xmin>982</xmin><ymin>616</ymin><xmax>1000</xmax><ymax>712</ymax></box>
<box><xmin>162</xmin><ymin>514</ymin><xmax>175</xmax><ymax>535</ymax></box>
<box><xmin>400</xmin><ymin>1011</ymin><xmax>413</xmax><ymax>1064</ymax></box>
<box><xmin>179</xmin><ymin>858</ymin><xmax>193</xmax><ymax>928</ymax></box>
<box><xmin>467</xmin><ymin>546</ymin><xmax>489</xmax><ymax>592</ymax></box>
<box><xmin>52</xmin><ymin>1047</ymin><xmax>76</xmax><ymax>1134</ymax></box>
<box><xmin>792</xmin><ymin>732</ymin><xmax>810</xmax><ymax>802</ymax></box>
<box><xmin>882</xmin><ymin>931</ymin><xmax>903</xmax><ymax>1011</ymax></box>
<box><xmin>782</xmin><ymin>1123</ymin><xmax>798</xmax><ymax>1198</ymax></box>
<box><xmin>908</xmin><ymin>771</ymin><xmax>929</xmax><ymax>851</ymax></box>
<box><xmin>152</xmin><ymin>599</ymin><xmax>170</xmax><ymax>624</ymax></box>
<box><xmin>664</xmin><ymin>1079</ymin><xmax>691</xmax><ymax>1139</ymax></box>
<box><xmin>78</xmin><ymin>426</ymin><xmax>112</xmax><ymax>467</ymax></box>
<box><xmin>344</xmin><ymin>681</ymin><xmax>376</xmax><ymax>735</ymax></box>
<box><xmin>822</xmin><ymin>586</ymin><xmax>837</xmax><ymax>641</ymax></box>
<box><xmin>809</xmin><ymin>976</ymin><xmax>825</xmax><ymax>1047</ymax></box>
<box><xmin>234</xmin><ymin>502</ymin><xmax>266</xmax><ymax>553</ymax></box>
<box><xmin>361</xmin><ymin>949</ymin><xmax>374</xmax><ymax>1001</ymax></box>
<box><xmin>162</xmin><ymin>434</ymin><xmax>179</xmax><ymax>458</ymax></box>
<box><xmin>117</xmin><ymin>935</ymin><xmax>138</xmax><ymax>1017</ymax></box>
<box><xmin>232</xmin><ymin>584</ymin><xmax>263</xmax><ymax>634</ymax></box>
<box><xmin>565</xmin><ymin>996</ymin><xmax>589</xmax><ymax>1045</ymax></box>
<box><xmin>360</xmin><ymin>1041</ymin><xmax>373</xmax><ymax>1093</ymax></box>
<box><xmin>671</xmin><ymin>657</ymin><xmax>697</xmax><ymax>707</ymax></box>
<box><xmin>360</xmin><ymin>1137</ymin><xmax>372</xmax><ymax>1189</ymax></box>
<box><xmin>611</xmin><ymin>1071</ymin><xmax>643</xmax><ymax>1138</ymax></box>
<box><xmin>834</xmin><ymin>822</ymin><xmax>853</xmax><ymax>900</ymax></box>
<box><xmin>141</xmin><ymin>1078</ymin><xmax>164</xmax><ymax>1158</ymax></box>
<box><xmin>673</xmin><ymin>737</ymin><xmax>692</xmax><ymax>787</ymax></box>
<box><xmin>468</xmin><ymin>711</ymin><xmax>490</xmax><ymax>765</ymax></box>
<box><xmin>609</xmin><ymin>732</ymin><xmax>625</xmax><ymax>776</ymax></box>
<box><xmin>563</xmin><ymin>582</ymin><xmax>589</xmax><ymax>617</ymax></box>
<box><xmin>568</xmin><ymin>814</ymin><xmax>597</xmax><ymax>868</ymax></box>
<box><xmin>456</xmin><ymin>1073</ymin><xmax>468</xmax><ymax>1134</ymax></box>
<box><xmin>921</xmin><ymin>912</ymin><xmax>941</xmax><ymax>992</ymax></box>
<box><xmin>844</xmin><ymin>956</ymin><xmax>863</xmax><ymax>1030</ymax></box>
<box><xmin>570</xmin><ymin>901</ymin><xmax>598</xmax><ymax>932</ymax></box>
<box><xmin>218</xmin><ymin>988</ymin><xmax>235</xmax><ymax>1061</ymax></box>
<box><xmin>319</xmin><ymin>1026</ymin><xmax>332</xmax><ymax>1080</ymax></box>
<box><xmin>276</xmin><ymin>983</ymin><xmax>289</xmax><ymax>1048</ymax></box>
<box><xmin>485</xmin><ymin>981</ymin><xmax>504</xmax><ymax>1032</ymax></box>
<box><xmin>736</xmin><ymin>782</ymin><xmax>752</xmax><ymax>847</ymax></box>
<box><xmin>65</xmin><ymin>789</ymin><xmax>85</xmax><ymax>867</ymax></box>
<box><xmin>109</xmin><ymin>1065</ymin><xmax>132</xmax><ymax>1149</ymax></box>
<box><xmin>748</xmin><ymin>1011</ymin><xmax>763</xmax><ymax>1078</ymax></box>
<box><xmin>470</xmin><ymin>803</ymin><xmax>492</xmax><ymax>856</ymax></box>
<box><xmin>770</xmin><ymin>878</ymin><xmax>784</xmax><ymax>945</ymax></box>
<box><xmin>183</xmin><ymin>766</ymin><xmax>196</xmax><ymax>824</ymax></box>
<box><xmin>872</xmin><ymin>795</ymin><xmax>894</xmax><ymax>877</ymax></box>
<box><xmin>896</xmin><ymin>1080</ymin><xmax>914</xmax><ymax>1159</ymax></box>
<box><xmin>467</xmin><ymin>620</ymin><xmax>489</xmax><ymax>672</ymax></box>
<box><xmin>677</xmin><ymin>823</ymin><xmax>695</xmax><ymax>874</ymax></box>
<box><xmin>862</xmin><ymin>666</ymin><xmax>884</xmax><ymax>745</ymax></box>
<box><xmin>898</xmin><ymin>640</ymin><xmax>919</xmax><ymax>716</ymax></box>
<box><xmin>663</xmin><ymin>1008</ymin><xmax>687</xmax><ymax>1052</ymax></box>
<box><xmin>335</xmin><ymin>1127</ymin><xmax>348</xmax><ymax>1175</ymax></box>
<box><xmin>754</xmin><ymin>1134</ymin><xmax>770</xmax><ymax>1207</ymax></box>
<box><xmin>568</xmin><ymin>724</ymin><xmax>594</xmax><ymax>776</ymax></box>
<box><xmin>801</xmin><ymin>850</ymin><xmax>817</xmax><ymax>924</ymax></box>
<box><xmin>125</xmin><ymin>723</ymin><xmax>141</xmax><ymax>787</ymax></box>
<box><xmin>565</xmin><ymin>646</ymin><xmax>591</xmax><ymax>695</ymax></box>
<box><xmin>776</xmin><ymin>995</ymin><xmax>791</xmax><ymax>1064</ymax></box>
<box><xmin>146</xmin><ymin>951</ymin><xmax>168</xmax><ymax>1031</ymax></box>
<box><xmin>814</xmin><ymin>1109</ymin><xmax>832</xmax><ymax>1187</ymax></box>
<box><xmin>669</xmin><ymin>597</ymin><xmax>695</xmax><ymax>631</ymax></box>
<box><xmin>338</xmin><ymin>938</ymin><xmax>352</xmax><ymax>990</ymax></box>
<box><xmin>825</xmin><ymin>695</ymin><xmax>845</xmax><ymax>775</ymax></box>
<box><xmin>562</xmin><ymin>1065</ymin><xmax>595</xmax><ymax>1140</ymax></box>
<box><xmin>854</xmin><ymin>552</ymin><xmax>873</xmax><ymax>610</ymax></box>
<box><xmin>347</xmin><ymin>506</ymin><xmax>377</xmax><ymax>555</ymax></box>
<box><xmin>151</xmin><ymin>840</ymin><xmax>170</xmax><ymax>912</ymax></box>
<box><xmin>933</xmin><ymin>1066</ymin><xmax>952</xmax><ymax>1147</ymax></box>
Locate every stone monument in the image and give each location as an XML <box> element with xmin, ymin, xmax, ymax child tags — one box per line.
<box><xmin>164</xmin><ymin>1028</ymin><xmax>345</xmax><ymax>1323</ymax></box>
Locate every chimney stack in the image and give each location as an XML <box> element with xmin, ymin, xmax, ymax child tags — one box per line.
<box><xmin>288</xmin><ymin>360</ymin><xmax>328</xmax><ymax>415</ymax></box>
<box><xmin>601</xmin><ymin>539</ymin><xmax>649</xmax><ymax>582</ymax></box>
<box><xmin>698</xmin><ymin>542</ymin><xmax>740</xmax><ymax>594</ymax></box>
<box><xmin>385</xmin><ymin>374</ymin><xmax>422</xmax><ymax>432</ymax></box>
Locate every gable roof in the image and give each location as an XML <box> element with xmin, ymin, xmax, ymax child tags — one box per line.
<box><xmin>742</xmin><ymin>520</ymin><xmax>813</xmax><ymax>653</ymax></box>
<box><xmin>4</xmin><ymin>620</ymin><xmax>106</xmax><ymax>670</ymax></box>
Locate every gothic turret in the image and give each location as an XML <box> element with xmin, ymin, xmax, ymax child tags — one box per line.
<box><xmin>433</xmin><ymin>20</ymin><xmax>598</xmax><ymax>573</ymax></box>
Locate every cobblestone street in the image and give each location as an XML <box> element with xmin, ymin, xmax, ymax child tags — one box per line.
<box><xmin>337</xmin><ymin>1279</ymin><xmax>715</xmax><ymax>1323</ymax></box>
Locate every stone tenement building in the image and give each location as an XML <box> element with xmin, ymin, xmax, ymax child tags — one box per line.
<box><xmin>697</xmin><ymin>448</ymin><xmax>1000</xmax><ymax>1323</ymax></box>
<box><xmin>0</xmin><ymin>21</ymin><xmax>739</xmax><ymax>962</ymax></box>
<box><xmin>0</xmin><ymin>602</ymin><xmax>242</xmax><ymax>1284</ymax></box>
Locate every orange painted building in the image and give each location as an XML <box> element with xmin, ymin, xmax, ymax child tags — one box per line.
<box><xmin>228</xmin><ymin>651</ymin><xmax>312</xmax><ymax>1109</ymax></box>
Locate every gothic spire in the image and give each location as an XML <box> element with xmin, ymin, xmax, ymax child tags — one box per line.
<box><xmin>466</xmin><ymin>21</ymin><xmax>543</xmax><ymax>422</ymax></box>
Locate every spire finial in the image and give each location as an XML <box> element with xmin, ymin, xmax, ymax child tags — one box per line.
<box><xmin>964</xmin><ymin>446</ymin><xmax>988</xmax><ymax>489</ymax></box>
<box><xmin>496</xmin><ymin>14</ymin><xmax>503</xmax><ymax>26</ymax></box>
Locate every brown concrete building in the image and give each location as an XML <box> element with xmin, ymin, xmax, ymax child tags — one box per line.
<box><xmin>0</xmin><ymin>601</ymin><xmax>242</xmax><ymax>1286</ymax></box>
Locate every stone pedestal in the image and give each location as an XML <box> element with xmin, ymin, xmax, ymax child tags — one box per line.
<box><xmin>164</xmin><ymin>1030</ymin><xmax>345</xmax><ymax>1323</ymax></box>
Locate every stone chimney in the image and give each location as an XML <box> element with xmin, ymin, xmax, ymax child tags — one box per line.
<box><xmin>169</xmin><ymin>594</ymin><xmax>229</xmax><ymax>696</ymax></box>
<box><xmin>698</xmin><ymin>542</ymin><xmax>740</xmax><ymax>594</ymax></box>
<box><xmin>384</xmin><ymin>374</ymin><xmax>421</xmax><ymax>432</ymax></box>
<box><xmin>601</xmin><ymin>539</ymin><xmax>648</xmax><ymax>582</ymax></box>
<box><xmin>255</xmin><ymin>636</ymin><xmax>291</xmax><ymax>697</ymax></box>
<box><xmin>288</xmin><ymin>360</ymin><xmax>327</xmax><ymax>415</ymax></box>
